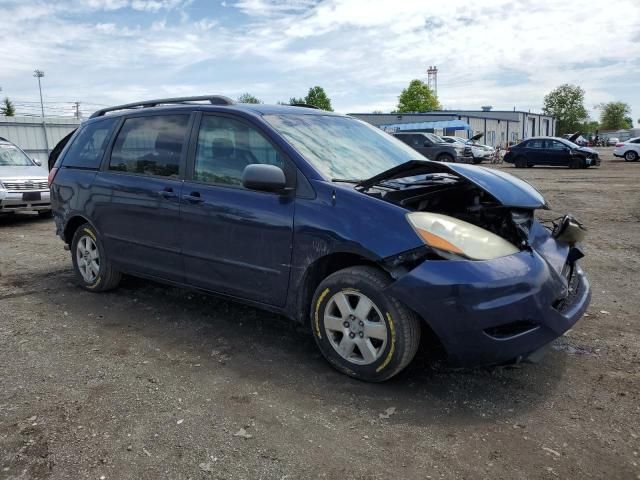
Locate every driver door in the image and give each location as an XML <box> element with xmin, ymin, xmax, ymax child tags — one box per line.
<box><xmin>179</xmin><ymin>113</ymin><xmax>295</xmax><ymax>306</ymax></box>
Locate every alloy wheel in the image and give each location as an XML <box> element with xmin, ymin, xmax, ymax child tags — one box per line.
<box><xmin>324</xmin><ymin>290</ymin><xmax>388</xmax><ymax>365</ymax></box>
<box><xmin>76</xmin><ymin>235</ymin><xmax>100</xmax><ymax>283</ymax></box>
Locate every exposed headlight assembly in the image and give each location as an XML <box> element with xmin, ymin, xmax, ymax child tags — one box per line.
<box><xmin>407</xmin><ymin>212</ymin><xmax>520</xmax><ymax>260</ymax></box>
<box><xmin>552</xmin><ymin>215</ymin><xmax>586</xmax><ymax>244</ymax></box>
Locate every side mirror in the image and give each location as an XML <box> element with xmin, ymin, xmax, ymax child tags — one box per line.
<box><xmin>242</xmin><ymin>164</ymin><xmax>287</xmax><ymax>192</ymax></box>
<box><xmin>423</xmin><ymin>140</ymin><xmax>432</xmax><ymax>147</ymax></box>
<box><xmin>33</xmin><ymin>158</ymin><xmax>42</xmax><ymax>166</ymax></box>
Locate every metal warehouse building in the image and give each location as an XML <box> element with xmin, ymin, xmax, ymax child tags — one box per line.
<box><xmin>350</xmin><ymin>110</ymin><xmax>556</xmax><ymax>147</ymax></box>
<box><xmin>0</xmin><ymin>116</ymin><xmax>80</xmax><ymax>163</ymax></box>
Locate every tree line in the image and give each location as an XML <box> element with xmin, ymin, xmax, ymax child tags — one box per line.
<box><xmin>542</xmin><ymin>84</ymin><xmax>634</xmax><ymax>135</ymax></box>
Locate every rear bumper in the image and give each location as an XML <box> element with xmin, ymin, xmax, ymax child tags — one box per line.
<box><xmin>386</xmin><ymin>249</ymin><xmax>591</xmax><ymax>367</ymax></box>
<box><xmin>0</xmin><ymin>190</ymin><xmax>51</xmax><ymax>213</ymax></box>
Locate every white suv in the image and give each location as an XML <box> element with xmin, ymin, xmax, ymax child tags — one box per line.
<box><xmin>613</xmin><ymin>137</ymin><xmax>640</xmax><ymax>162</ymax></box>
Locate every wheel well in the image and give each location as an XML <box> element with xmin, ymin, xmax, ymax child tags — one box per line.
<box><xmin>296</xmin><ymin>252</ymin><xmax>379</xmax><ymax>325</ymax></box>
<box><xmin>63</xmin><ymin>216</ymin><xmax>89</xmax><ymax>244</ymax></box>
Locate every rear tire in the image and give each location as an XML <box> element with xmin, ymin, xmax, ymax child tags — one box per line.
<box><xmin>437</xmin><ymin>153</ymin><xmax>454</xmax><ymax>163</ymax></box>
<box><xmin>625</xmin><ymin>151</ymin><xmax>638</xmax><ymax>162</ymax></box>
<box><xmin>310</xmin><ymin>266</ymin><xmax>421</xmax><ymax>382</ymax></box>
<box><xmin>70</xmin><ymin>223</ymin><xmax>121</xmax><ymax>292</ymax></box>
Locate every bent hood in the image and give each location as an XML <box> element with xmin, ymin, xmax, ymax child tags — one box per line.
<box><xmin>357</xmin><ymin>160</ymin><xmax>547</xmax><ymax>209</ymax></box>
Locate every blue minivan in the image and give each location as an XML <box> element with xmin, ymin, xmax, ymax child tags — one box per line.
<box><xmin>49</xmin><ymin>96</ymin><xmax>591</xmax><ymax>382</ymax></box>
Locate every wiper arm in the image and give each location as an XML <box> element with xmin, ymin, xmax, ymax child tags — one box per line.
<box><xmin>331</xmin><ymin>178</ymin><xmax>362</xmax><ymax>184</ymax></box>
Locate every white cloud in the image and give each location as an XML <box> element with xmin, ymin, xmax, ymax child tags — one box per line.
<box><xmin>0</xmin><ymin>0</ymin><xmax>638</xmax><ymax>119</ymax></box>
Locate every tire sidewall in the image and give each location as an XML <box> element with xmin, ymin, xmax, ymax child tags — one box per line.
<box><xmin>625</xmin><ymin>151</ymin><xmax>637</xmax><ymax>161</ymax></box>
<box><xmin>311</xmin><ymin>273</ymin><xmax>408</xmax><ymax>381</ymax></box>
<box><xmin>71</xmin><ymin>223</ymin><xmax>106</xmax><ymax>291</ymax></box>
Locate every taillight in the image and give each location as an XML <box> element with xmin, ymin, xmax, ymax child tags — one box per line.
<box><xmin>48</xmin><ymin>167</ymin><xmax>59</xmax><ymax>186</ymax></box>
<box><xmin>615</xmin><ymin>143</ymin><xmax>624</xmax><ymax>147</ymax></box>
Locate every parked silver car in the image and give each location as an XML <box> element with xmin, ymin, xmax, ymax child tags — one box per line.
<box><xmin>0</xmin><ymin>137</ymin><xmax>51</xmax><ymax>216</ymax></box>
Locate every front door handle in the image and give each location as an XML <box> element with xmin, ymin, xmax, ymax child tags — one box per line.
<box><xmin>157</xmin><ymin>187</ymin><xmax>177</xmax><ymax>199</ymax></box>
<box><xmin>183</xmin><ymin>192</ymin><xmax>204</xmax><ymax>203</ymax></box>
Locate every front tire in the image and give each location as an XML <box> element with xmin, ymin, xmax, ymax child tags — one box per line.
<box><xmin>310</xmin><ymin>266</ymin><xmax>421</xmax><ymax>382</ymax></box>
<box><xmin>37</xmin><ymin>209</ymin><xmax>53</xmax><ymax>218</ymax></box>
<box><xmin>514</xmin><ymin>156</ymin><xmax>527</xmax><ymax>168</ymax></box>
<box><xmin>625</xmin><ymin>151</ymin><xmax>638</xmax><ymax>162</ymax></box>
<box><xmin>70</xmin><ymin>223</ymin><xmax>121</xmax><ymax>292</ymax></box>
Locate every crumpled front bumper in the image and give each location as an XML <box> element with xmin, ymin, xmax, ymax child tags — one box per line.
<box><xmin>385</xmin><ymin>227</ymin><xmax>591</xmax><ymax>367</ymax></box>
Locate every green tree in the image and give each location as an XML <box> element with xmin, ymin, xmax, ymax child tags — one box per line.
<box><xmin>237</xmin><ymin>93</ymin><xmax>262</xmax><ymax>104</ymax></box>
<box><xmin>542</xmin><ymin>84</ymin><xmax>588</xmax><ymax>135</ymax></box>
<box><xmin>396</xmin><ymin>79</ymin><xmax>441</xmax><ymax>113</ymax></box>
<box><xmin>1</xmin><ymin>97</ymin><xmax>15</xmax><ymax>116</ymax></box>
<box><xmin>623</xmin><ymin>116</ymin><xmax>633</xmax><ymax>129</ymax></box>
<box><xmin>598</xmin><ymin>102</ymin><xmax>632</xmax><ymax>130</ymax></box>
<box><xmin>372</xmin><ymin>109</ymin><xmax>383</xmax><ymax>114</ymax></box>
<box><xmin>303</xmin><ymin>86</ymin><xmax>333</xmax><ymax>111</ymax></box>
<box><xmin>288</xmin><ymin>97</ymin><xmax>306</xmax><ymax>105</ymax></box>
<box><xmin>579</xmin><ymin>119</ymin><xmax>599</xmax><ymax>133</ymax></box>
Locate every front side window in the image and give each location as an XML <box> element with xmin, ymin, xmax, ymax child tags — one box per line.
<box><xmin>63</xmin><ymin>118</ymin><xmax>116</xmax><ymax>169</ymax></box>
<box><xmin>547</xmin><ymin>140</ymin><xmax>565</xmax><ymax>150</ymax></box>
<box><xmin>194</xmin><ymin>116</ymin><xmax>284</xmax><ymax>186</ymax></box>
<box><xmin>527</xmin><ymin>140</ymin><xmax>543</xmax><ymax>149</ymax></box>
<box><xmin>109</xmin><ymin>115</ymin><xmax>189</xmax><ymax>177</ymax></box>
<box><xmin>0</xmin><ymin>143</ymin><xmax>33</xmax><ymax>167</ymax></box>
<box><xmin>264</xmin><ymin>114</ymin><xmax>422</xmax><ymax>180</ymax></box>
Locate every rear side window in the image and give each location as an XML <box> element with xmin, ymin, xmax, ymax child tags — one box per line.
<box><xmin>62</xmin><ymin>118</ymin><xmax>116</xmax><ymax>169</ymax></box>
<box><xmin>526</xmin><ymin>140</ymin><xmax>544</xmax><ymax>149</ymax></box>
<box><xmin>109</xmin><ymin>115</ymin><xmax>189</xmax><ymax>178</ymax></box>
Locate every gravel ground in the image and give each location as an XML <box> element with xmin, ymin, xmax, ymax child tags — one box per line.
<box><xmin>0</xmin><ymin>148</ymin><xmax>638</xmax><ymax>480</ymax></box>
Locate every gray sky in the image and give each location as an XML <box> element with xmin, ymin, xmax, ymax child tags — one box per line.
<box><xmin>1</xmin><ymin>0</ymin><xmax>639</xmax><ymax>121</ymax></box>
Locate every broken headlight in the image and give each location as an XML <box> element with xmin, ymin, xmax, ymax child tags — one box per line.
<box><xmin>406</xmin><ymin>212</ymin><xmax>520</xmax><ymax>260</ymax></box>
<box><xmin>552</xmin><ymin>215</ymin><xmax>586</xmax><ymax>244</ymax></box>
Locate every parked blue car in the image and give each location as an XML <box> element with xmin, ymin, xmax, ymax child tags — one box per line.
<box><xmin>49</xmin><ymin>96</ymin><xmax>591</xmax><ymax>382</ymax></box>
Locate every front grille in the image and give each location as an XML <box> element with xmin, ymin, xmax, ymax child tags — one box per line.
<box><xmin>2</xmin><ymin>180</ymin><xmax>48</xmax><ymax>191</ymax></box>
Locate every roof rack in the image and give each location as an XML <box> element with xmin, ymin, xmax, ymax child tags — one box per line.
<box><xmin>290</xmin><ymin>103</ymin><xmax>320</xmax><ymax>110</ymax></box>
<box><xmin>90</xmin><ymin>95</ymin><xmax>236</xmax><ymax>118</ymax></box>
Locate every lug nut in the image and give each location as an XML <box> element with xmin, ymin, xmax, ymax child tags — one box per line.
<box><xmin>359</xmin><ymin>321</ymin><xmax>364</xmax><ymax>327</ymax></box>
<box><xmin>343</xmin><ymin>321</ymin><xmax>350</xmax><ymax>328</ymax></box>
<box><xmin>359</xmin><ymin>332</ymin><xmax>364</xmax><ymax>338</ymax></box>
<box><xmin>349</xmin><ymin>332</ymin><xmax>355</xmax><ymax>339</ymax></box>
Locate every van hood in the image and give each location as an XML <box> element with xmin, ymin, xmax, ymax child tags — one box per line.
<box><xmin>356</xmin><ymin>160</ymin><xmax>547</xmax><ymax>209</ymax></box>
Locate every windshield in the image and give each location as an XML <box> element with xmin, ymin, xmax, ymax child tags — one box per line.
<box><xmin>263</xmin><ymin>114</ymin><xmax>424</xmax><ymax>180</ymax></box>
<box><xmin>424</xmin><ymin>133</ymin><xmax>445</xmax><ymax>143</ymax></box>
<box><xmin>0</xmin><ymin>143</ymin><xmax>34</xmax><ymax>167</ymax></box>
<box><xmin>557</xmin><ymin>138</ymin><xmax>579</xmax><ymax>148</ymax></box>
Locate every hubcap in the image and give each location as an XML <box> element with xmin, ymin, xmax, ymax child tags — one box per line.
<box><xmin>324</xmin><ymin>290</ymin><xmax>388</xmax><ymax>365</ymax></box>
<box><xmin>76</xmin><ymin>235</ymin><xmax>100</xmax><ymax>283</ymax></box>
<box><xmin>626</xmin><ymin>151</ymin><xmax>636</xmax><ymax>160</ymax></box>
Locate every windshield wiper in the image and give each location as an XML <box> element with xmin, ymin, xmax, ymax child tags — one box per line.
<box><xmin>331</xmin><ymin>178</ymin><xmax>362</xmax><ymax>184</ymax></box>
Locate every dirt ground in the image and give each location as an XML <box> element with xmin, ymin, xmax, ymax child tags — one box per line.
<box><xmin>1</xmin><ymin>148</ymin><xmax>638</xmax><ymax>480</ymax></box>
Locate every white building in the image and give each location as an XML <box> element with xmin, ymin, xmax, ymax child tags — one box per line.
<box><xmin>350</xmin><ymin>110</ymin><xmax>556</xmax><ymax>147</ymax></box>
<box><xmin>0</xmin><ymin>116</ymin><xmax>80</xmax><ymax>163</ymax></box>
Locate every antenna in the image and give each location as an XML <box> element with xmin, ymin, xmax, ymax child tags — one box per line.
<box><xmin>427</xmin><ymin>66</ymin><xmax>438</xmax><ymax>96</ymax></box>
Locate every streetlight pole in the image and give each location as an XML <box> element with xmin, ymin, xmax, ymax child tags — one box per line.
<box><xmin>33</xmin><ymin>69</ymin><xmax>49</xmax><ymax>154</ymax></box>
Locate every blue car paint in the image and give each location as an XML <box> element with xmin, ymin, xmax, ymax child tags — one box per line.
<box><xmin>51</xmin><ymin>103</ymin><xmax>591</xmax><ymax>367</ymax></box>
<box><xmin>445</xmin><ymin>163</ymin><xmax>548</xmax><ymax>209</ymax></box>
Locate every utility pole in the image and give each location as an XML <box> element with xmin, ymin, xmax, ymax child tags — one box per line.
<box><xmin>74</xmin><ymin>101</ymin><xmax>81</xmax><ymax>120</ymax></box>
<box><xmin>33</xmin><ymin>69</ymin><xmax>49</xmax><ymax>154</ymax></box>
<box><xmin>427</xmin><ymin>65</ymin><xmax>438</xmax><ymax>97</ymax></box>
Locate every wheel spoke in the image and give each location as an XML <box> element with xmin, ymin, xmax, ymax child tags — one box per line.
<box><xmin>354</xmin><ymin>295</ymin><xmax>373</xmax><ymax>321</ymax></box>
<box><xmin>364</xmin><ymin>321</ymin><xmax>387</xmax><ymax>341</ymax></box>
<box><xmin>357</xmin><ymin>338</ymin><xmax>378</xmax><ymax>363</ymax></box>
<box><xmin>89</xmin><ymin>260</ymin><xmax>99</xmax><ymax>276</ymax></box>
<box><xmin>332</xmin><ymin>292</ymin><xmax>353</xmax><ymax>318</ymax></box>
<box><xmin>89</xmin><ymin>248</ymin><xmax>99</xmax><ymax>260</ymax></box>
<box><xmin>337</xmin><ymin>337</ymin><xmax>355</xmax><ymax>359</ymax></box>
<box><xmin>324</xmin><ymin>314</ymin><xmax>344</xmax><ymax>332</ymax></box>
